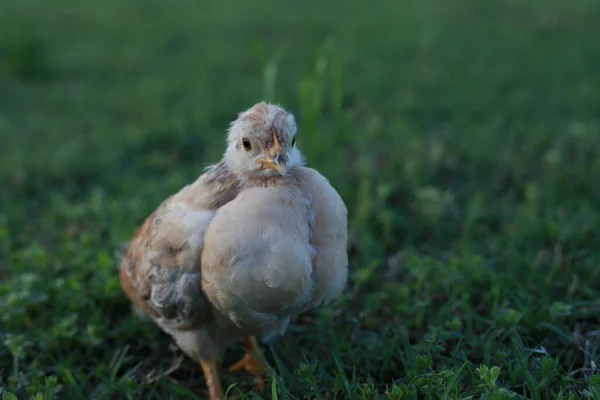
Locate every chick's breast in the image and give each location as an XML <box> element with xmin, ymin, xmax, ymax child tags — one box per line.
<box><xmin>201</xmin><ymin>184</ymin><xmax>314</xmax><ymax>333</ymax></box>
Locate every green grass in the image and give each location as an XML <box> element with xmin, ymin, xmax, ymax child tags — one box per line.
<box><xmin>2</xmin><ymin>0</ymin><xmax>600</xmax><ymax>398</ymax></box>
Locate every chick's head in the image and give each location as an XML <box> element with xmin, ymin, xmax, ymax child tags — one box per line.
<box><xmin>224</xmin><ymin>102</ymin><xmax>303</xmax><ymax>178</ymax></box>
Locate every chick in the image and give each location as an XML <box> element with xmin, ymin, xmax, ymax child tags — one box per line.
<box><xmin>119</xmin><ymin>102</ymin><xmax>348</xmax><ymax>400</ymax></box>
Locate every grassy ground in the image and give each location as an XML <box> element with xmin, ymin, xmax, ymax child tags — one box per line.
<box><xmin>2</xmin><ymin>0</ymin><xmax>600</xmax><ymax>398</ymax></box>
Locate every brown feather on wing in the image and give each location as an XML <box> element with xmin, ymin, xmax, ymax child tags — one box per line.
<box><xmin>118</xmin><ymin>161</ymin><xmax>241</xmax><ymax>331</ymax></box>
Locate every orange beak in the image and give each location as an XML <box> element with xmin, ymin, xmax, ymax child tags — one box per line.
<box><xmin>256</xmin><ymin>129</ymin><xmax>287</xmax><ymax>175</ymax></box>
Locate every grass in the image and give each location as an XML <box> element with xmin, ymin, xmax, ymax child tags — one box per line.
<box><xmin>1</xmin><ymin>0</ymin><xmax>600</xmax><ymax>398</ymax></box>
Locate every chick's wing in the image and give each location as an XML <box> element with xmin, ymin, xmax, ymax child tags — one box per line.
<box><xmin>119</xmin><ymin>162</ymin><xmax>240</xmax><ymax>330</ymax></box>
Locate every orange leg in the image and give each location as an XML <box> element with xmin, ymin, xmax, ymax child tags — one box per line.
<box><xmin>200</xmin><ymin>359</ymin><xmax>225</xmax><ymax>400</ymax></box>
<box><xmin>229</xmin><ymin>336</ymin><xmax>270</xmax><ymax>392</ymax></box>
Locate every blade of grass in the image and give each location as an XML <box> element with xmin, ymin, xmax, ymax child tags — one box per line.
<box><xmin>442</xmin><ymin>362</ymin><xmax>467</xmax><ymax>399</ymax></box>
<box><xmin>512</xmin><ymin>336</ymin><xmax>540</xmax><ymax>400</ymax></box>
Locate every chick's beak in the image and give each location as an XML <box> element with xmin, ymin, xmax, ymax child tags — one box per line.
<box><xmin>256</xmin><ymin>129</ymin><xmax>287</xmax><ymax>175</ymax></box>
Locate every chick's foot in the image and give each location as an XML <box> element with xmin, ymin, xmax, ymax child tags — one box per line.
<box><xmin>229</xmin><ymin>336</ymin><xmax>270</xmax><ymax>392</ymax></box>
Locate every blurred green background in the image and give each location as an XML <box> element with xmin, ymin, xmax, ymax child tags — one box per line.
<box><xmin>1</xmin><ymin>0</ymin><xmax>600</xmax><ymax>398</ymax></box>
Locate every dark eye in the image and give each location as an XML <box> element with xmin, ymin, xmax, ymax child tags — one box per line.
<box><xmin>291</xmin><ymin>137</ymin><xmax>296</xmax><ymax>147</ymax></box>
<box><xmin>242</xmin><ymin>138</ymin><xmax>252</xmax><ymax>151</ymax></box>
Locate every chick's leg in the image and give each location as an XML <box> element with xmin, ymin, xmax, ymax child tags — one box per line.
<box><xmin>200</xmin><ymin>359</ymin><xmax>225</xmax><ymax>400</ymax></box>
<box><xmin>229</xmin><ymin>336</ymin><xmax>269</xmax><ymax>392</ymax></box>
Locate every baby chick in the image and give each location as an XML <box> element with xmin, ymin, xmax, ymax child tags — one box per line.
<box><xmin>119</xmin><ymin>102</ymin><xmax>348</xmax><ymax>400</ymax></box>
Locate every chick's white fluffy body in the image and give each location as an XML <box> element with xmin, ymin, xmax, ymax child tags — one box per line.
<box><xmin>119</xmin><ymin>101</ymin><xmax>347</xmax><ymax>363</ymax></box>
<box><xmin>201</xmin><ymin>182</ymin><xmax>313</xmax><ymax>334</ymax></box>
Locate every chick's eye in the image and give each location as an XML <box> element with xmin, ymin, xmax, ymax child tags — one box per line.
<box><xmin>291</xmin><ymin>137</ymin><xmax>296</xmax><ymax>147</ymax></box>
<box><xmin>242</xmin><ymin>138</ymin><xmax>252</xmax><ymax>151</ymax></box>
